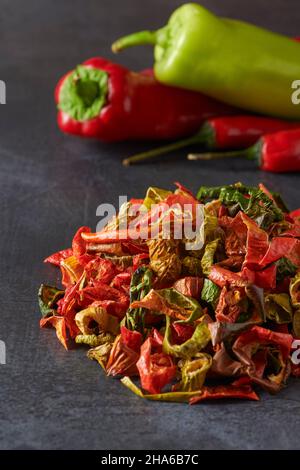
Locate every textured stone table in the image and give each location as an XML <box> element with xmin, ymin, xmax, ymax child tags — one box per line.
<box><xmin>1</xmin><ymin>0</ymin><xmax>300</xmax><ymax>450</ymax></box>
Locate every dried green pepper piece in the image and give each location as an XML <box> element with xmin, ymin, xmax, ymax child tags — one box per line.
<box><xmin>181</xmin><ymin>256</ymin><xmax>202</xmax><ymax>276</ymax></box>
<box><xmin>87</xmin><ymin>341</ymin><xmax>114</xmax><ymax>370</ymax></box>
<box><xmin>201</xmin><ymin>278</ymin><xmax>220</xmax><ymax>308</ymax></box>
<box><xmin>201</xmin><ymin>238</ymin><xmax>219</xmax><ymax>275</ymax></box>
<box><xmin>197</xmin><ymin>183</ymin><xmax>283</xmax><ymax>229</ymax></box>
<box><xmin>75</xmin><ymin>305</ymin><xmax>120</xmax><ymax>335</ymax></box>
<box><xmin>125</xmin><ymin>267</ymin><xmax>153</xmax><ymax>332</ymax></box>
<box><xmin>290</xmin><ymin>273</ymin><xmax>300</xmax><ymax>308</ymax></box>
<box><xmin>265</xmin><ymin>293</ymin><xmax>293</xmax><ymax>324</ymax></box>
<box><xmin>130</xmin><ymin>287</ymin><xmax>204</xmax><ymax>323</ymax></box>
<box><xmin>174</xmin><ymin>354</ymin><xmax>212</xmax><ymax>392</ymax></box>
<box><xmin>275</xmin><ymin>257</ymin><xmax>297</xmax><ymax>282</ymax></box>
<box><xmin>163</xmin><ymin>315</ymin><xmax>210</xmax><ymax>359</ymax></box>
<box><xmin>121</xmin><ymin>376</ymin><xmax>201</xmax><ymax>403</ymax></box>
<box><xmin>38</xmin><ymin>284</ymin><xmax>64</xmax><ymax>318</ymax></box>
<box><xmin>143</xmin><ymin>186</ymin><xmax>172</xmax><ymax>209</ymax></box>
<box><xmin>75</xmin><ymin>332</ymin><xmax>115</xmax><ymax>348</ymax></box>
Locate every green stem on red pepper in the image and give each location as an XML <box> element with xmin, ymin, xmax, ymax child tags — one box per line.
<box><xmin>58</xmin><ymin>65</ymin><xmax>109</xmax><ymax>121</ymax></box>
<box><xmin>123</xmin><ymin>124</ymin><xmax>213</xmax><ymax>166</ymax></box>
<box><xmin>188</xmin><ymin>142</ymin><xmax>261</xmax><ymax>164</ymax></box>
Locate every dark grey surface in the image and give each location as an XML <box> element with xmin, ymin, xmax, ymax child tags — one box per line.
<box><xmin>1</xmin><ymin>0</ymin><xmax>300</xmax><ymax>450</ymax></box>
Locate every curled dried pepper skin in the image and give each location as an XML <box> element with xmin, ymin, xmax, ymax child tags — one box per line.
<box><xmin>173</xmin><ymin>354</ymin><xmax>212</xmax><ymax>392</ymax></box>
<box><xmin>137</xmin><ymin>334</ymin><xmax>177</xmax><ymax>394</ymax></box>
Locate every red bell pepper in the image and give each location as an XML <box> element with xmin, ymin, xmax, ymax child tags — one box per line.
<box><xmin>56</xmin><ymin>57</ymin><xmax>236</xmax><ymax>142</ymax></box>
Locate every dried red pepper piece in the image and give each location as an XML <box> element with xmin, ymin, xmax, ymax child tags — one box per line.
<box><xmin>260</xmin><ymin>237</ymin><xmax>300</xmax><ymax>267</ymax></box>
<box><xmin>85</xmin><ymin>257</ymin><xmax>119</xmax><ymax>285</ymax></box>
<box><xmin>173</xmin><ymin>277</ymin><xmax>203</xmax><ymax>299</ymax></box>
<box><xmin>208</xmin><ymin>266</ymin><xmax>246</xmax><ymax>289</ymax></box>
<box><xmin>78</xmin><ymin>283</ymin><xmax>129</xmax><ymax>318</ymax></box>
<box><xmin>290</xmin><ymin>208</ymin><xmax>300</xmax><ymax>220</ymax></box>
<box><xmin>106</xmin><ymin>334</ymin><xmax>140</xmax><ymax>377</ymax></box>
<box><xmin>111</xmin><ymin>272</ymin><xmax>132</xmax><ymax>292</ymax></box>
<box><xmin>234</xmin><ymin>326</ymin><xmax>292</xmax><ymax>362</ymax></box>
<box><xmin>40</xmin><ymin>316</ymin><xmax>69</xmax><ymax>350</ymax></box>
<box><xmin>120</xmin><ymin>326</ymin><xmax>142</xmax><ymax>353</ymax></box>
<box><xmin>190</xmin><ymin>385</ymin><xmax>259</xmax><ymax>404</ymax></box>
<box><xmin>215</xmin><ymin>286</ymin><xmax>246</xmax><ymax>323</ymax></box>
<box><xmin>240</xmin><ymin>213</ymin><xmax>269</xmax><ymax>269</ymax></box>
<box><xmin>44</xmin><ymin>248</ymin><xmax>73</xmax><ymax>266</ymax></box>
<box><xmin>242</xmin><ymin>264</ymin><xmax>277</xmax><ymax>290</ymax></box>
<box><xmin>232</xmin><ymin>325</ymin><xmax>293</xmax><ymax>393</ymax></box>
<box><xmin>137</xmin><ymin>332</ymin><xmax>176</xmax><ymax>394</ymax></box>
<box><xmin>171</xmin><ymin>323</ymin><xmax>195</xmax><ymax>345</ymax></box>
<box><xmin>72</xmin><ymin>226</ymin><xmax>91</xmax><ymax>259</ymax></box>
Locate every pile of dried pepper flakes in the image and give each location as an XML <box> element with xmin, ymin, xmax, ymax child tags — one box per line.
<box><xmin>38</xmin><ymin>182</ymin><xmax>300</xmax><ymax>404</ymax></box>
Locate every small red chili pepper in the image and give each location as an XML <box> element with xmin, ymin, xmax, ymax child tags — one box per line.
<box><xmin>55</xmin><ymin>57</ymin><xmax>237</xmax><ymax>142</ymax></box>
<box><xmin>123</xmin><ymin>115</ymin><xmax>300</xmax><ymax>165</ymax></box>
<box><xmin>189</xmin><ymin>128</ymin><xmax>300</xmax><ymax>173</ymax></box>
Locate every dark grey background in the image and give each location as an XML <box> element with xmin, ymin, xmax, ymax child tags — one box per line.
<box><xmin>1</xmin><ymin>0</ymin><xmax>300</xmax><ymax>450</ymax></box>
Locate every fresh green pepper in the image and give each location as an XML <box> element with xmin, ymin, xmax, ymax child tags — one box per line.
<box><xmin>112</xmin><ymin>3</ymin><xmax>300</xmax><ymax>119</ymax></box>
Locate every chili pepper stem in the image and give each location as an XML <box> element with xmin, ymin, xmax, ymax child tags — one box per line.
<box><xmin>188</xmin><ymin>144</ymin><xmax>259</xmax><ymax>162</ymax></box>
<box><xmin>112</xmin><ymin>30</ymin><xmax>158</xmax><ymax>53</ymax></box>
<box><xmin>58</xmin><ymin>65</ymin><xmax>108</xmax><ymax>121</ymax></box>
<box><xmin>123</xmin><ymin>122</ymin><xmax>215</xmax><ymax>166</ymax></box>
<box><xmin>123</xmin><ymin>136</ymin><xmax>200</xmax><ymax>166</ymax></box>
